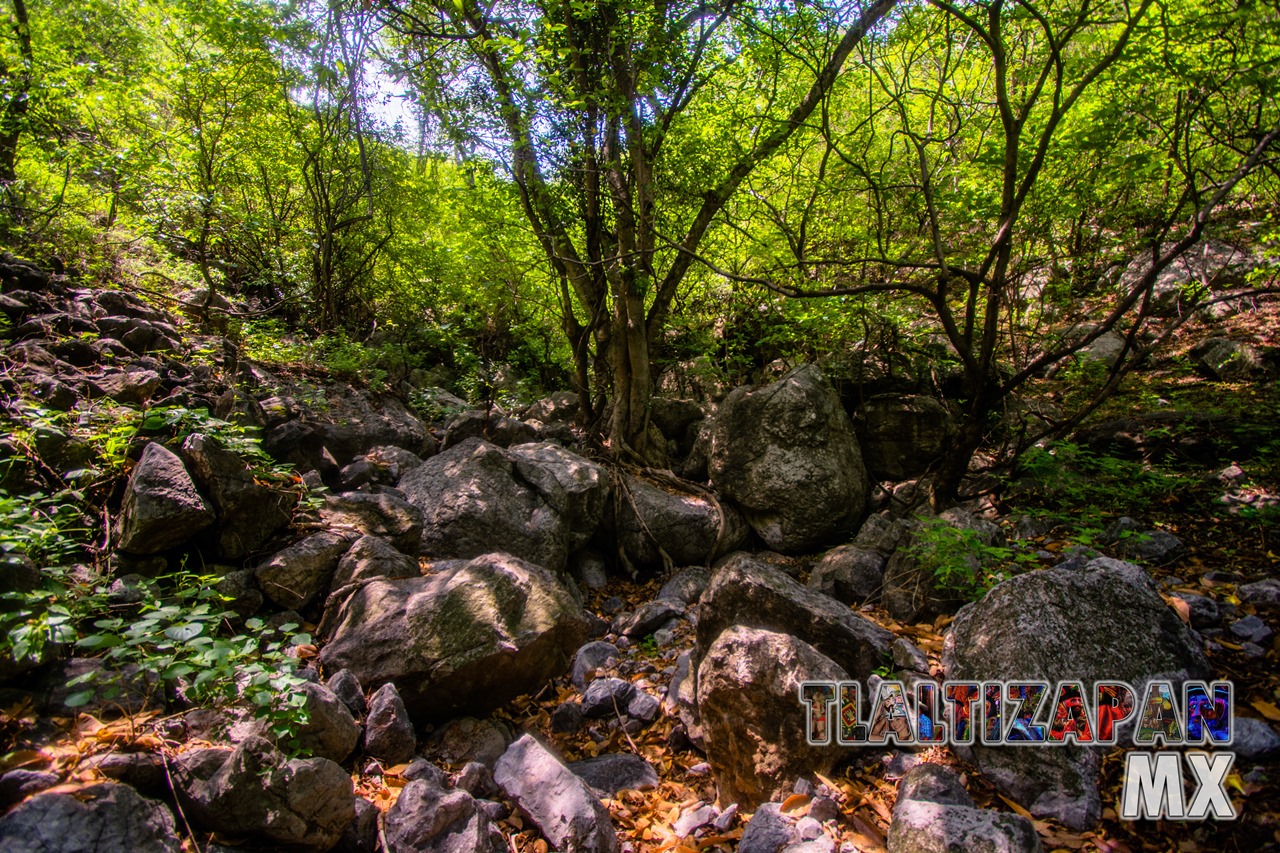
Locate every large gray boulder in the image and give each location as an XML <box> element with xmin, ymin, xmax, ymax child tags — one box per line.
<box><xmin>319</xmin><ymin>553</ymin><xmax>589</xmax><ymax>722</ymax></box>
<box><xmin>364</xmin><ymin>682</ymin><xmax>417</xmax><ymax>765</ymax></box>
<box><xmin>494</xmin><ymin>734</ymin><xmax>619</xmax><ymax>853</ymax></box>
<box><xmin>319</xmin><ymin>493</ymin><xmax>424</xmax><ymax>556</ymax></box>
<box><xmin>255</xmin><ymin>531</ymin><xmax>352</xmax><ymax>611</ymax></box>
<box><xmin>332</xmin><ymin>535</ymin><xmax>420</xmax><ymax>589</ymax></box>
<box><xmin>808</xmin><ymin>544</ymin><xmax>886</xmax><ymax>605</ymax></box>
<box><xmin>384</xmin><ymin>778</ymin><xmax>504</xmax><ymax>853</ymax></box>
<box><xmin>505</xmin><ymin>441</ymin><xmax>608</xmax><ymax>553</ymax></box>
<box><xmin>855</xmin><ymin>394</ymin><xmax>954</xmax><ymax>481</ymax></box>
<box><xmin>289</xmin><ymin>681</ymin><xmax>361</xmax><ymax>764</ymax></box>
<box><xmin>697</xmin><ymin>625</ymin><xmax>852</xmax><ymax>809</ymax></box>
<box><xmin>180</xmin><ymin>433</ymin><xmax>294</xmax><ymax>559</ymax></box>
<box><xmin>399</xmin><ymin>440</ymin><xmax>591</xmax><ymax>572</ymax></box>
<box><xmin>941</xmin><ymin>557</ymin><xmax>1212</xmax><ymax>830</ymax></box>
<box><xmin>0</xmin><ymin>783</ymin><xmax>181</xmax><ymax>853</ymax></box>
<box><xmin>173</xmin><ymin>736</ymin><xmax>354</xmax><ymax>850</ymax></box>
<box><xmin>610</xmin><ymin>475</ymin><xmax>748</xmax><ymax>569</ymax></box>
<box><xmin>709</xmin><ymin>365</ymin><xmax>869</xmax><ymax>553</ymax></box>
<box><xmin>117</xmin><ymin>442</ymin><xmax>214</xmax><ymax>554</ymax></box>
<box><xmin>698</xmin><ymin>553</ymin><xmax>894</xmax><ymax>681</ymax></box>
<box><xmin>888</xmin><ymin>763</ymin><xmax>1041</xmax><ymax>853</ymax></box>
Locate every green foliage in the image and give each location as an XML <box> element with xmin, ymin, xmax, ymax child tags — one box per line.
<box><xmin>69</xmin><ymin>570</ymin><xmax>312</xmax><ymax>747</ymax></box>
<box><xmin>905</xmin><ymin>516</ymin><xmax>1019</xmax><ymax>602</ymax></box>
<box><xmin>1010</xmin><ymin>441</ymin><xmax>1183</xmax><ymax>525</ymax></box>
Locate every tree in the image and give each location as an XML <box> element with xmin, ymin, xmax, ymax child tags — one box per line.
<box><xmin>382</xmin><ymin>0</ymin><xmax>898</xmax><ymax>461</ymax></box>
<box><xmin>702</xmin><ymin>0</ymin><xmax>1280</xmax><ymax>505</ymax></box>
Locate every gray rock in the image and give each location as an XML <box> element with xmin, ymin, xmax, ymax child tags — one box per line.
<box><xmin>384</xmin><ymin>777</ymin><xmax>504</xmax><ymax>853</ymax></box>
<box><xmin>365</xmin><ymin>682</ymin><xmax>417</xmax><ymax>765</ymax></box>
<box><xmin>698</xmin><ymin>625</ymin><xmax>852</xmax><ymax>809</ymax></box>
<box><xmin>430</xmin><ymin>718</ymin><xmax>513</xmax><ymax>769</ymax></box>
<box><xmin>523</xmin><ymin>392</ymin><xmax>580</xmax><ymax>425</ymax></box>
<box><xmin>505</xmin><ymin>441</ymin><xmax>608</xmax><ymax>553</ymax></box>
<box><xmin>738</xmin><ymin>803</ymin><xmax>798</xmax><ymax>853</ymax></box>
<box><xmin>173</xmin><ymin>737</ymin><xmax>354</xmax><ymax>850</ymax></box>
<box><xmin>569</xmin><ymin>754</ymin><xmax>660</xmax><ymax>796</ymax></box>
<box><xmin>1234</xmin><ymin>717</ymin><xmax>1280</xmax><ymax>761</ymax></box>
<box><xmin>698</xmin><ymin>552</ymin><xmax>894</xmax><ymax>682</ymax></box>
<box><xmin>455</xmin><ymin>762</ymin><xmax>498</xmax><ymax>799</ymax></box>
<box><xmin>893</xmin><ymin>763</ymin><xmax>973</xmax><ymax>811</ymax></box>
<box><xmin>0</xmin><ymin>782</ymin><xmax>181</xmax><ymax>853</ymax></box>
<box><xmin>551</xmin><ymin>701</ymin><xmax>585</xmax><ymax>734</ymax></box>
<box><xmin>855</xmin><ymin>395</ymin><xmax>953</xmax><ymax>481</ymax></box>
<box><xmin>628</xmin><ymin>690</ymin><xmax>661</xmax><ymax>724</ymax></box>
<box><xmin>673</xmin><ymin>803</ymin><xmax>717</xmax><ymax>838</ymax></box>
<box><xmin>808</xmin><ymin>545</ymin><xmax>885</xmax><ymax>605</ymax></box>
<box><xmin>399</xmin><ymin>440</ymin><xmax>573</xmax><ymax>571</ymax></box>
<box><xmin>571</xmin><ymin>549</ymin><xmax>610</xmax><ymax>590</ymax></box>
<box><xmin>1114</xmin><ymin>529</ymin><xmax>1184</xmax><ymax>564</ymax></box>
<box><xmin>256</xmin><ymin>531</ymin><xmax>352</xmax><ymax>611</ymax></box>
<box><xmin>0</xmin><ymin>770</ymin><xmax>60</xmax><ymax>808</ymax></box>
<box><xmin>327</xmin><ymin>668</ymin><xmax>367</xmax><ymax>717</ymax></box>
<box><xmin>180</xmin><ymin>433</ymin><xmax>294</xmax><ymax>559</ymax></box>
<box><xmin>1238</xmin><ymin>578</ymin><xmax>1280</xmax><ymax>606</ymax></box>
<box><xmin>494</xmin><ymin>734</ymin><xmax>619</xmax><ymax>853</ymax></box>
<box><xmin>942</xmin><ymin>557</ymin><xmax>1212</xmax><ymax>830</ymax></box>
<box><xmin>403</xmin><ymin>759</ymin><xmax>450</xmax><ymax>787</ymax></box>
<box><xmin>1230</xmin><ymin>614</ymin><xmax>1273</xmax><ymax>643</ymax></box>
<box><xmin>658</xmin><ymin>567</ymin><xmax>711</xmax><ymax>606</ymax></box>
<box><xmin>335</xmin><ymin>796</ymin><xmax>381</xmax><ymax>853</ymax></box>
<box><xmin>1191</xmin><ymin>337</ymin><xmax>1268</xmax><ymax>382</ymax></box>
<box><xmin>611</xmin><ymin>475</ymin><xmax>748</xmax><ymax>569</ymax></box>
<box><xmin>582</xmin><ymin>677</ymin><xmax>636</xmax><ymax>718</ymax></box>
<box><xmin>320</xmin><ymin>553</ymin><xmax>589</xmax><ymax>723</ymax></box>
<box><xmin>320</xmin><ymin>493</ymin><xmax>425</xmax><ymax>556</ymax></box>
<box><xmin>289</xmin><ymin>680</ymin><xmax>361</xmax><ymax>763</ymax></box>
<box><xmin>572</xmin><ymin>641</ymin><xmax>621</xmax><ymax>690</ymax></box>
<box><xmin>214</xmin><ymin>569</ymin><xmax>262</xmax><ymax>618</ymax></box>
<box><xmin>616</xmin><ymin>600</ymin><xmax>684</xmax><ymax>639</ymax></box>
<box><xmin>333</xmin><ymin>535</ymin><xmax>420</xmax><ymax>589</ymax></box>
<box><xmin>442</xmin><ymin>410</ymin><xmax>539</xmax><ymax>450</ymax></box>
<box><xmin>891</xmin><ymin>638</ymin><xmax>930</xmax><ymax>674</ymax></box>
<box><xmin>93</xmin><ymin>369</ymin><xmax>163</xmax><ymax>404</ymax></box>
<box><xmin>709</xmin><ymin>365</ymin><xmax>869</xmax><ymax>553</ymax></box>
<box><xmin>365</xmin><ymin>445</ymin><xmax>427</xmax><ymax>479</ymax></box>
<box><xmin>1169</xmin><ymin>593</ymin><xmax>1221</xmax><ymax>629</ymax></box>
<box><xmin>117</xmin><ymin>442</ymin><xmax>214</xmax><ymax>554</ymax></box>
<box><xmin>888</xmin><ymin>799</ymin><xmax>1042</xmax><ymax>853</ymax></box>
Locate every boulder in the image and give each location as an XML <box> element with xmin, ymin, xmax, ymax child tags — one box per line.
<box><xmin>312</xmin><ymin>387</ymin><xmax>431</xmax><ymax>463</ymax></box>
<box><xmin>941</xmin><ymin>557</ymin><xmax>1212</xmax><ymax>830</ymax></box>
<box><xmin>383</xmin><ymin>778</ymin><xmax>504</xmax><ymax>853</ymax></box>
<box><xmin>505</xmin><ymin>441</ymin><xmax>608</xmax><ymax>553</ymax></box>
<box><xmin>430</xmin><ymin>718</ymin><xmax>513</xmax><ymax>768</ymax></box>
<box><xmin>611</xmin><ymin>475</ymin><xmax>748</xmax><ymax>569</ymax></box>
<box><xmin>568</xmin><ymin>754</ymin><xmax>660</xmax><ymax>796</ymax></box>
<box><xmin>888</xmin><ymin>764</ymin><xmax>1041</xmax><ymax>853</ymax></box>
<box><xmin>0</xmin><ymin>783</ymin><xmax>180</xmax><ymax>853</ymax></box>
<box><xmin>494</xmin><ymin>734</ymin><xmax>619</xmax><ymax>853</ymax></box>
<box><xmin>319</xmin><ymin>493</ymin><xmax>424</xmax><ymax>556</ymax></box>
<box><xmin>709</xmin><ymin>365</ymin><xmax>869</xmax><ymax>552</ymax></box>
<box><xmin>855</xmin><ymin>395</ymin><xmax>953</xmax><ymax>481</ymax></box>
<box><xmin>615</xmin><ymin>600</ymin><xmax>684</xmax><ymax>639</ymax></box>
<box><xmin>289</xmin><ymin>681</ymin><xmax>361</xmax><ymax>764</ymax></box>
<box><xmin>697</xmin><ymin>553</ymin><xmax>894</xmax><ymax>682</ymax></box>
<box><xmin>523</xmin><ymin>392</ymin><xmax>580</xmax><ymax>425</ymax></box>
<box><xmin>117</xmin><ymin>442</ymin><xmax>214</xmax><ymax>554</ymax></box>
<box><xmin>91</xmin><ymin>369</ymin><xmax>163</xmax><ymax>404</ymax></box>
<box><xmin>807</xmin><ymin>545</ymin><xmax>885</xmax><ymax>605</ymax></box>
<box><xmin>442</xmin><ymin>410</ymin><xmax>539</xmax><ymax>449</ymax></box>
<box><xmin>335</xmin><ymin>797</ymin><xmax>381</xmax><ymax>853</ymax></box>
<box><xmin>173</xmin><ymin>736</ymin><xmax>354</xmax><ymax>850</ymax></box>
<box><xmin>333</xmin><ymin>535</ymin><xmax>420</xmax><ymax>589</ymax></box>
<box><xmin>327</xmin><ymin>668</ymin><xmax>367</xmax><ymax>717</ymax></box>
<box><xmin>365</xmin><ymin>683</ymin><xmax>418</xmax><ymax>765</ymax></box>
<box><xmin>255</xmin><ymin>532</ymin><xmax>352</xmax><ymax>611</ymax></box>
<box><xmin>581</xmin><ymin>677</ymin><xmax>636</xmax><ymax>718</ymax></box>
<box><xmin>181</xmin><ymin>433</ymin><xmax>294</xmax><ymax>559</ymax></box>
<box><xmin>1191</xmin><ymin>337</ymin><xmax>1269</xmax><ymax>382</ymax></box>
<box><xmin>658</xmin><ymin>567</ymin><xmax>711</xmax><ymax>606</ymax></box>
<box><xmin>571</xmin><ymin>641</ymin><xmax>620</xmax><ymax>690</ymax></box>
<box><xmin>398</xmin><ymin>440</ymin><xmax>571</xmax><ymax>572</ymax></box>
<box><xmin>697</xmin><ymin>625</ymin><xmax>852</xmax><ymax>809</ymax></box>
<box><xmin>320</xmin><ymin>553</ymin><xmax>589</xmax><ymax>722</ymax></box>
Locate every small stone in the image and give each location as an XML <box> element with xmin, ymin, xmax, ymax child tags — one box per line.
<box><xmin>456</xmin><ymin>762</ymin><xmax>498</xmax><ymax>799</ymax></box>
<box><xmin>572</xmin><ymin>641</ymin><xmax>620</xmax><ymax>690</ymax></box>
<box><xmin>1234</xmin><ymin>718</ymin><xmax>1280</xmax><ymax>761</ymax></box>
<box><xmin>327</xmin><ymin>669</ymin><xmax>366</xmax><ymax>717</ymax></box>
<box><xmin>627</xmin><ymin>690</ymin><xmax>661</xmax><ymax>724</ymax></box>
<box><xmin>569</xmin><ymin>754</ymin><xmax>660</xmax><ymax>796</ymax></box>
<box><xmin>890</xmin><ymin>638</ymin><xmax>929</xmax><ymax>674</ymax></box>
<box><xmin>1230</xmin><ymin>614</ymin><xmax>1273</xmax><ymax>644</ymax></box>
<box><xmin>795</xmin><ymin>816</ymin><xmax>823</xmax><ymax>840</ymax></box>
<box><xmin>808</xmin><ymin>796</ymin><xmax>840</xmax><ymax>823</ymax></box>
<box><xmin>1239</xmin><ymin>578</ymin><xmax>1280</xmax><ymax>606</ymax></box>
<box><xmin>551</xmin><ymin>701</ymin><xmax>585</xmax><ymax>734</ymax></box>
<box><xmin>673</xmin><ymin>803</ymin><xmax>717</xmax><ymax>838</ymax></box>
<box><xmin>713</xmin><ymin>803</ymin><xmax>739</xmax><ymax>832</ymax></box>
<box><xmin>582</xmin><ymin>678</ymin><xmax>636</xmax><ymax>718</ymax></box>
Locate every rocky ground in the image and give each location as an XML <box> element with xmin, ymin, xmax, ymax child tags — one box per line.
<box><xmin>0</xmin><ymin>256</ymin><xmax>1277</xmax><ymax>852</ymax></box>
